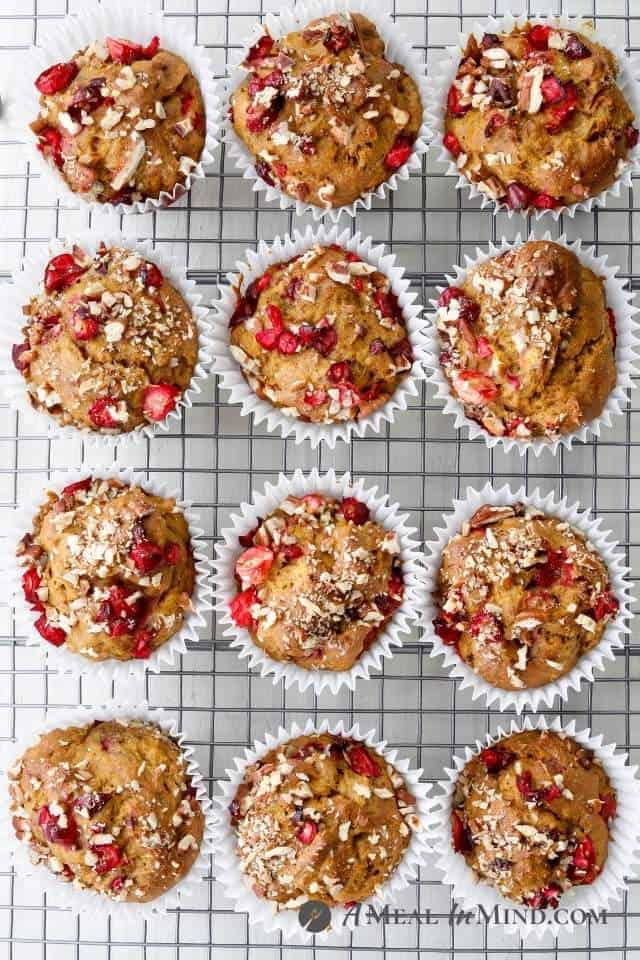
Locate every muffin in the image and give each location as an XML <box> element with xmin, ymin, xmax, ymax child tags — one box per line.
<box><xmin>9</xmin><ymin>718</ymin><xmax>205</xmax><ymax>902</ymax></box>
<box><xmin>435</xmin><ymin>240</ymin><xmax>617</xmax><ymax>440</ymax></box>
<box><xmin>228</xmin><ymin>245</ymin><xmax>414</xmax><ymax>424</ymax></box>
<box><xmin>229</xmin><ymin>732</ymin><xmax>419</xmax><ymax>908</ymax></box>
<box><xmin>31</xmin><ymin>36</ymin><xmax>205</xmax><ymax>204</ymax></box>
<box><xmin>442</xmin><ymin>23</ymin><xmax>638</xmax><ymax>211</ymax></box>
<box><xmin>433</xmin><ymin>501</ymin><xmax>619</xmax><ymax>691</ymax></box>
<box><xmin>17</xmin><ymin>476</ymin><xmax>195</xmax><ymax>662</ymax></box>
<box><xmin>230</xmin><ymin>13</ymin><xmax>423</xmax><ymax>209</ymax></box>
<box><xmin>228</xmin><ymin>492</ymin><xmax>404</xmax><ymax>672</ymax></box>
<box><xmin>12</xmin><ymin>243</ymin><xmax>198</xmax><ymax>434</ymax></box>
<box><xmin>451</xmin><ymin>729</ymin><xmax>616</xmax><ymax>907</ymax></box>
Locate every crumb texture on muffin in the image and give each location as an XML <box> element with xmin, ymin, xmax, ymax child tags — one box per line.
<box><xmin>228</xmin><ymin>493</ymin><xmax>404</xmax><ymax>672</ymax></box>
<box><xmin>451</xmin><ymin>729</ymin><xmax>616</xmax><ymax>907</ymax></box>
<box><xmin>231</xmin><ymin>13</ymin><xmax>422</xmax><ymax>208</ymax></box>
<box><xmin>31</xmin><ymin>37</ymin><xmax>206</xmax><ymax>204</ymax></box>
<box><xmin>436</xmin><ymin>240</ymin><xmax>617</xmax><ymax>440</ymax></box>
<box><xmin>230</xmin><ymin>732</ymin><xmax>418</xmax><ymax>907</ymax></box>
<box><xmin>443</xmin><ymin>24</ymin><xmax>637</xmax><ymax>210</ymax></box>
<box><xmin>13</xmin><ymin>243</ymin><xmax>198</xmax><ymax>433</ymax></box>
<box><xmin>17</xmin><ymin>476</ymin><xmax>195</xmax><ymax>662</ymax></box>
<box><xmin>229</xmin><ymin>244</ymin><xmax>414</xmax><ymax>424</ymax></box>
<box><xmin>434</xmin><ymin>501</ymin><xmax>619</xmax><ymax>690</ymax></box>
<box><xmin>9</xmin><ymin>719</ymin><xmax>205</xmax><ymax>902</ymax></box>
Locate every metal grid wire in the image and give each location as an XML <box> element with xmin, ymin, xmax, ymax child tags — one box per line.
<box><xmin>0</xmin><ymin>0</ymin><xmax>639</xmax><ymax>956</ymax></box>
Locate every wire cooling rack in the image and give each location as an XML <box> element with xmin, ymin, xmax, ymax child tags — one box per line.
<box><xmin>1</xmin><ymin>0</ymin><xmax>639</xmax><ymax>957</ymax></box>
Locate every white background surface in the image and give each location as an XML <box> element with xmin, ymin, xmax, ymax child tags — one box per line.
<box><xmin>0</xmin><ymin>0</ymin><xmax>639</xmax><ymax>957</ymax></box>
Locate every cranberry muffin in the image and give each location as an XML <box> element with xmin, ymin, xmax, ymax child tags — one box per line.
<box><xmin>433</xmin><ymin>502</ymin><xmax>619</xmax><ymax>691</ymax></box>
<box><xmin>451</xmin><ymin>730</ymin><xmax>616</xmax><ymax>907</ymax></box>
<box><xmin>31</xmin><ymin>36</ymin><xmax>205</xmax><ymax>204</ymax></box>
<box><xmin>228</xmin><ymin>245</ymin><xmax>414</xmax><ymax>424</ymax></box>
<box><xmin>228</xmin><ymin>492</ymin><xmax>404</xmax><ymax>672</ymax></box>
<box><xmin>230</xmin><ymin>13</ymin><xmax>422</xmax><ymax>208</ymax></box>
<box><xmin>9</xmin><ymin>719</ymin><xmax>205</xmax><ymax>902</ymax></box>
<box><xmin>17</xmin><ymin>476</ymin><xmax>195</xmax><ymax>662</ymax></box>
<box><xmin>435</xmin><ymin>241</ymin><xmax>617</xmax><ymax>440</ymax></box>
<box><xmin>230</xmin><ymin>732</ymin><xmax>419</xmax><ymax>908</ymax></box>
<box><xmin>443</xmin><ymin>23</ymin><xmax>637</xmax><ymax>211</ymax></box>
<box><xmin>12</xmin><ymin>243</ymin><xmax>198</xmax><ymax>434</ymax></box>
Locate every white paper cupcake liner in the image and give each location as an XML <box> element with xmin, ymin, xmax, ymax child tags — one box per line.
<box><xmin>0</xmin><ymin>700</ymin><xmax>214</xmax><ymax>922</ymax></box>
<box><xmin>431</xmin><ymin>715</ymin><xmax>640</xmax><ymax>940</ymax></box>
<box><xmin>425</xmin><ymin>13</ymin><xmax>640</xmax><ymax>219</ymax></box>
<box><xmin>214</xmin><ymin>468</ymin><xmax>422</xmax><ymax>694</ymax></box>
<box><xmin>4</xmin><ymin>0</ymin><xmax>220</xmax><ymax>215</ymax></box>
<box><xmin>424</xmin><ymin>232</ymin><xmax>639</xmax><ymax>456</ymax></box>
<box><xmin>222</xmin><ymin>0</ymin><xmax>430</xmax><ymax>221</ymax></box>
<box><xmin>212</xmin><ymin>223</ymin><xmax>428</xmax><ymax>448</ymax></box>
<box><xmin>4</xmin><ymin>465</ymin><xmax>214</xmax><ymax>682</ymax></box>
<box><xmin>0</xmin><ymin>230</ymin><xmax>214</xmax><ymax>449</ymax></box>
<box><xmin>212</xmin><ymin>717</ymin><xmax>433</xmax><ymax>940</ymax></box>
<box><xmin>422</xmin><ymin>482</ymin><xmax>633</xmax><ymax>714</ymax></box>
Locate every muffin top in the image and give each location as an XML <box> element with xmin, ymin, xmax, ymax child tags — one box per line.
<box><xmin>230</xmin><ymin>733</ymin><xmax>419</xmax><ymax>908</ymax></box>
<box><xmin>433</xmin><ymin>502</ymin><xmax>619</xmax><ymax>691</ymax></box>
<box><xmin>229</xmin><ymin>245</ymin><xmax>414</xmax><ymax>424</ymax></box>
<box><xmin>436</xmin><ymin>241</ymin><xmax>617</xmax><ymax>440</ymax></box>
<box><xmin>17</xmin><ymin>476</ymin><xmax>195</xmax><ymax>662</ymax></box>
<box><xmin>451</xmin><ymin>730</ymin><xmax>615</xmax><ymax>907</ymax></box>
<box><xmin>31</xmin><ymin>36</ymin><xmax>205</xmax><ymax>204</ymax></box>
<box><xmin>230</xmin><ymin>13</ymin><xmax>423</xmax><ymax>209</ymax></box>
<box><xmin>228</xmin><ymin>492</ymin><xmax>404</xmax><ymax>672</ymax></box>
<box><xmin>13</xmin><ymin>243</ymin><xmax>198</xmax><ymax>434</ymax></box>
<box><xmin>9</xmin><ymin>719</ymin><xmax>204</xmax><ymax>903</ymax></box>
<box><xmin>443</xmin><ymin>23</ymin><xmax>637</xmax><ymax>211</ymax></box>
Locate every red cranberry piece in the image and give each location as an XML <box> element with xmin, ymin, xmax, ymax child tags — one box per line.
<box><xmin>70</xmin><ymin>305</ymin><xmax>99</xmax><ymax>341</ymax></box>
<box><xmin>447</xmin><ymin>85</ymin><xmax>469</xmax><ymax>117</ymax></box>
<box><xmin>505</xmin><ymin>182</ymin><xmax>533</xmax><ymax>210</ymax></box>
<box><xmin>625</xmin><ymin>125</ymin><xmax>639</xmax><ymax>149</ymax></box>
<box><xmin>369</xmin><ymin>338</ymin><xmax>386</xmax><ymax>356</ymax></box>
<box><xmin>304</xmin><ymin>387</ymin><xmax>328</xmax><ymax>407</ymax></box>
<box><xmin>34</xmin><ymin>614</ymin><xmax>66</xmax><ymax>646</ymax></box>
<box><xmin>328</xmin><ymin>361</ymin><xmax>352</xmax><ymax>383</ymax></box>
<box><xmin>516</xmin><ymin>770</ymin><xmax>538</xmax><ymax>801</ymax></box>
<box><xmin>451</xmin><ymin>811</ymin><xmax>473</xmax><ymax>853</ymax></box>
<box><xmin>277</xmin><ymin>331</ymin><xmax>298</xmax><ymax>355</ymax></box>
<box><xmin>469</xmin><ymin>610</ymin><xmax>503</xmax><ymax>643</ymax></box>
<box><xmin>38</xmin><ymin>805</ymin><xmax>79</xmax><ymax>847</ymax></box>
<box><xmin>22</xmin><ymin>567</ymin><xmax>43</xmax><ymax>610</ymax></box>
<box><xmin>341</xmin><ymin>497</ymin><xmax>370</xmax><ymax>525</ymax></box>
<box><xmin>12</xmin><ymin>342</ymin><xmax>30</xmax><ymax>373</ymax></box>
<box><xmin>254</xmin><ymin>158</ymin><xmax>275</xmax><ymax>186</ymax></box>
<box><xmin>323</xmin><ymin>25</ymin><xmax>352</xmax><ymax>54</ymax></box>
<box><xmin>565</xmin><ymin>33</ymin><xmax>591</xmax><ymax>60</ymax></box>
<box><xmin>345</xmin><ymin>745</ymin><xmax>380</xmax><ymax>778</ymax></box>
<box><xmin>443</xmin><ymin>132</ymin><xmax>462</xmax><ymax>158</ymax></box>
<box><xmin>165</xmin><ymin>542</ymin><xmax>182</xmax><ymax>565</ymax></box>
<box><xmin>480</xmin><ymin>747</ymin><xmax>514</xmax><ymax>773</ymax></box>
<box><xmin>296</xmin><ymin>819</ymin><xmax>318</xmax><ymax>844</ymax></box>
<box><xmin>485</xmin><ymin>112</ymin><xmax>508</xmax><ymax>138</ymax></box>
<box><xmin>129</xmin><ymin>538</ymin><xmax>164</xmax><ymax>573</ymax></box>
<box><xmin>533</xmin><ymin>545</ymin><xmax>567</xmax><ymax>588</ymax></box>
<box><xmin>229</xmin><ymin>587</ymin><xmax>259</xmax><ymax>628</ymax></box>
<box><xmin>526</xmin><ymin>884</ymin><xmax>561</xmax><ymax>908</ymax></box>
<box><xmin>527</xmin><ymin>24</ymin><xmax>551</xmax><ymax>51</ymax></box>
<box><xmin>92</xmin><ymin>842</ymin><xmax>123</xmax><ymax>874</ymax></box>
<box><xmin>298</xmin><ymin>136</ymin><xmax>316</xmax><ymax>156</ymax></box>
<box><xmin>61</xmin><ymin>477</ymin><xmax>91</xmax><ymax>497</ymax></box>
<box><xmin>311</xmin><ymin>326</ymin><xmax>338</xmax><ymax>357</ymax></box>
<box><xmin>74</xmin><ymin>792</ymin><xmax>111</xmax><ymax>817</ymax></box>
<box><xmin>540</xmin><ymin>783</ymin><xmax>562</xmax><ymax>802</ymax></box>
<box><xmin>532</xmin><ymin>193</ymin><xmax>561</xmax><ymax>209</ymax></box>
<box><xmin>106</xmin><ymin>36</ymin><xmax>158</xmax><ymax>64</ymax></box>
<box><xmin>373</xmin><ymin>289</ymin><xmax>402</xmax><ymax>321</ymax></box>
<box><xmin>110</xmin><ymin>875</ymin><xmax>126</xmax><ymax>893</ymax></box>
<box><xmin>68</xmin><ymin>77</ymin><xmax>107</xmax><ymax>120</ymax></box>
<box><xmin>599</xmin><ymin>792</ymin><xmax>617</xmax><ymax>822</ymax></box>
<box><xmin>571</xmin><ymin>835</ymin><xmax>596</xmax><ymax>882</ymax></box>
<box><xmin>476</xmin><ymin>336</ymin><xmax>493</xmax><ymax>358</ymax></box>
<box><xmin>255</xmin><ymin>272</ymin><xmax>272</xmax><ymax>293</ymax></box>
<box><xmin>139</xmin><ymin>261</ymin><xmax>163</xmax><ymax>289</ymax></box>
<box><xmin>132</xmin><ymin>629</ymin><xmax>155</xmax><ymax>659</ymax></box>
<box><xmin>437</xmin><ymin>286</ymin><xmax>465</xmax><ymax>308</ymax></box>
<box><xmin>488</xmin><ymin>78</ymin><xmax>512</xmax><ymax>105</ymax></box>
<box><xmin>541</xmin><ymin>75</ymin><xmax>566</xmax><ymax>104</ymax></box>
<box><xmin>482</xmin><ymin>33</ymin><xmax>501</xmax><ymax>49</ymax></box>
<box><xmin>44</xmin><ymin>253</ymin><xmax>87</xmax><ymax>293</ymax></box>
<box><xmin>546</xmin><ymin>83</ymin><xmax>578</xmax><ymax>132</ymax></box>
<box><xmin>37</xmin><ymin>127</ymin><xmax>64</xmax><ymax>169</ymax></box>
<box><xmin>384</xmin><ymin>135</ymin><xmax>413</xmax><ymax>171</ymax></box>
<box><xmin>433</xmin><ymin>616</ymin><xmax>460</xmax><ymax>648</ymax></box>
<box><xmin>35</xmin><ymin>61</ymin><xmax>78</xmax><ymax>95</ymax></box>
<box><xmin>245</xmin><ymin>34</ymin><xmax>275</xmax><ymax>65</ymax></box>
<box><xmin>593</xmin><ymin>591</ymin><xmax>619</xmax><ymax>622</ymax></box>
<box><xmin>142</xmin><ymin>383</ymin><xmax>180</xmax><ymax>422</ymax></box>
<box><xmin>281</xmin><ymin>543</ymin><xmax>304</xmax><ymax>563</ymax></box>
<box><xmin>255</xmin><ymin>328</ymin><xmax>278</xmax><ymax>350</ymax></box>
<box><xmin>505</xmin><ymin>371</ymin><xmax>521</xmax><ymax>391</ymax></box>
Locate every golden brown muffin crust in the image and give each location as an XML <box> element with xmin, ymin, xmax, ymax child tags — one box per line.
<box><xmin>452</xmin><ymin>730</ymin><xmax>615</xmax><ymax>907</ymax></box>
<box><xmin>434</xmin><ymin>502</ymin><xmax>619</xmax><ymax>691</ymax></box>
<box><xmin>443</xmin><ymin>24</ymin><xmax>637</xmax><ymax>210</ymax></box>
<box><xmin>230</xmin><ymin>13</ymin><xmax>422</xmax><ymax>208</ymax></box>
<box><xmin>230</xmin><ymin>733</ymin><xmax>419</xmax><ymax>908</ymax></box>
<box><xmin>31</xmin><ymin>38</ymin><xmax>206</xmax><ymax>204</ymax></box>
<box><xmin>436</xmin><ymin>241</ymin><xmax>617</xmax><ymax>440</ymax></box>
<box><xmin>228</xmin><ymin>245</ymin><xmax>414</xmax><ymax>424</ymax></box>
<box><xmin>9</xmin><ymin>719</ymin><xmax>204</xmax><ymax>903</ymax></box>
<box><xmin>13</xmin><ymin>244</ymin><xmax>198</xmax><ymax>434</ymax></box>
<box><xmin>17</xmin><ymin>477</ymin><xmax>195</xmax><ymax>662</ymax></box>
<box><xmin>228</xmin><ymin>493</ymin><xmax>404</xmax><ymax>672</ymax></box>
